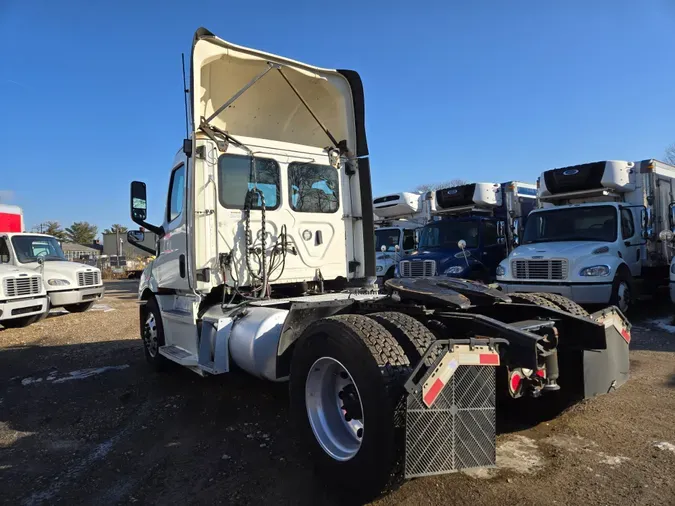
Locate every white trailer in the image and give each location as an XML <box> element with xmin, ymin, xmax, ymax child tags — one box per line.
<box><xmin>373</xmin><ymin>191</ymin><xmax>430</xmax><ymax>281</ymax></box>
<box><xmin>126</xmin><ymin>28</ymin><xmax>631</xmax><ymax>500</ymax></box>
<box><xmin>0</xmin><ymin>206</ymin><xmax>104</xmax><ymax>313</ymax></box>
<box><xmin>497</xmin><ymin>159</ymin><xmax>675</xmax><ymax>313</ymax></box>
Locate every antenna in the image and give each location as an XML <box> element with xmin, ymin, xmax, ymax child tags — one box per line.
<box><xmin>181</xmin><ymin>53</ymin><xmax>190</xmax><ymax>138</ymax></box>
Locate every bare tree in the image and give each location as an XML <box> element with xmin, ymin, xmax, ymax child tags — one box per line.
<box><xmin>665</xmin><ymin>144</ymin><xmax>675</xmax><ymax>165</ymax></box>
<box><xmin>413</xmin><ymin>180</ymin><xmax>468</xmax><ymax>193</ymax></box>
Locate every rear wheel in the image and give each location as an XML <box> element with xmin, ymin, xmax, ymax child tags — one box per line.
<box><xmin>290</xmin><ymin>314</ymin><xmax>410</xmax><ymax>500</ymax></box>
<box><xmin>530</xmin><ymin>292</ymin><xmax>590</xmax><ymax>318</ymax></box>
<box><xmin>509</xmin><ymin>292</ymin><xmax>560</xmax><ymax>310</ymax></box>
<box><xmin>367</xmin><ymin>312</ymin><xmax>437</xmax><ymax>366</ymax></box>
<box><xmin>64</xmin><ymin>301</ymin><xmax>95</xmax><ymax>313</ymax></box>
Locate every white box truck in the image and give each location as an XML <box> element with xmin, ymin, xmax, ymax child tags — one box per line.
<box><xmin>0</xmin><ymin>264</ymin><xmax>49</xmax><ymax>328</ymax></box>
<box><xmin>373</xmin><ymin>191</ymin><xmax>429</xmax><ymax>282</ymax></box>
<box><xmin>0</xmin><ymin>205</ymin><xmax>105</xmax><ymax>312</ymax></box>
<box><xmin>497</xmin><ymin>159</ymin><xmax>675</xmax><ymax>313</ymax></box>
<box><xmin>125</xmin><ymin>27</ymin><xmax>631</xmax><ymax>500</ymax></box>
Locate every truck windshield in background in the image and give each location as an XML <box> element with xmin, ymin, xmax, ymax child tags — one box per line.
<box><xmin>523</xmin><ymin>205</ymin><xmax>618</xmax><ymax>244</ymax></box>
<box><xmin>419</xmin><ymin>221</ymin><xmax>479</xmax><ymax>249</ymax></box>
<box><xmin>11</xmin><ymin>235</ymin><xmax>67</xmax><ymax>263</ymax></box>
<box><xmin>375</xmin><ymin>229</ymin><xmax>401</xmax><ymax>252</ymax></box>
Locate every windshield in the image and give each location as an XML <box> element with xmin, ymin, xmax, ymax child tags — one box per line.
<box><xmin>375</xmin><ymin>229</ymin><xmax>401</xmax><ymax>252</ymax></box>
<box><xmin>523</xmin><ymin>206</ymin><xmax>618</xmax><ymax>244</ymax></box>
<box><xmin>11</xmin><ymin>235</ymin><xmax>67</xmax><ymax>263</ymax></box>
<box><xmin>418</xmin><ymin>221</ymin><xmax>479</xmax><ymax>249</ymax></box>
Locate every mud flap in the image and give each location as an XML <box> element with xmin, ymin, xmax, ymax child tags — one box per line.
<box><xmin>403</xmin><ymin>340</ymin><xmax>504</xmax><ymax>478</ymax></box>
<box><xmin>582</xmin><ymin>307</ymin><xmax>631</xmax><ymax>398</ymax></box>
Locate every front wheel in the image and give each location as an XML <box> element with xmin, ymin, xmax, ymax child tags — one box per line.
<box><xmin>610</xmin><ymin>272</ymin><xmax>632</xmax><ymax>314</ymax></box>
<box><xmin>141</xmin><ymin>298</ymin><xmax>169</xmax><ymax>371</ymax></box>
<box><xmin>289</xmin><ymin>314</ymin><xmax>411</xmax><ymax>500</ymax></box>
<box><xmin>64</xmin><ymin>302</ymin><xmax>95</xmax><ymax>313</ymax></box>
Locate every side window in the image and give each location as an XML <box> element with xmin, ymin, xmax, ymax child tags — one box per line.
<box><xmin>483</xmin><ymin>221</ymin><xmax>499</xmax><ymax>246</ymax></box>
<box><xmin>621</xmin><ymin>209</ymin><xmax>635</xmax><ymax>239</ymax></box>
<box><xmin>218</xmin><ymin>155</ymin><xmax>280</xmax><ymax>210</ymax></box>
<box><xmin>288</xmin><ymin>163</ymin><xmax>339</xmax><ymax>213</ymax></box>
<box><xmin>402</xmin><ymin>229</ymin><xmax>416</xmax><ymax>250</ymax></box>
<box><xmin>0</xmin><ymin>238</ymin><xmax>9</xmax><ymax>263</ymax></box>
<box><xmin>168</xmin><ymin>164</ymin><xmax>186</xmax><ymax>222</ymax></box>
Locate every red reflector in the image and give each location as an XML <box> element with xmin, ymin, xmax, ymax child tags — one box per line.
<box><xmin>536</xmin><ymin>369</ymin><xmax>546</xmax><ymax>378</ymax></box>
<box><xmin>620</xmin><ymin>328</ymin><xmax>631</xmax><ymax>343</ymax></box>
<box><xmin>423</xmin><ymin>378</ymin><xmax>445</xmax><ymax>407</ymax></box>
<box><xmin>510</xmin><ymin>373</ymin><xmax>521</xmax><ymax>393</ymax></box>
<box><xmin>479</xmin><ymin>353</ymin><xmax>499</xmax><ymax>365</ymax></box>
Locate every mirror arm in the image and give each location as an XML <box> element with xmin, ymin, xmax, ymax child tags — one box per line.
<box><xmin>127</xmin><ymin>237</ymin><xmax>156</xmax><ymax>255</ymax></box>
<box><xmin>130</xmin><ymin>216</ymin><xmax>163</xmax><ymax>237</ymax></box>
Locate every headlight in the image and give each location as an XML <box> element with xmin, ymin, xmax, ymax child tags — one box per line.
<box><xmin>496</xmin><ymin>265</ymin><xmax>506</xmax><ymax>277</ymax></box>
<box><xmin>579</xmin><ymin>265</ymin><xmax>611</xmax><ymax>277</ymax></box>
<box><xmin>48</xmin><ymin>279</ymin><xmax>71</xmax><ymax>286</ymax></box>
<box><xmin>444</xmin><ymin>265</ymin><xmax>466</xmax><ymax>275</ymax></box>
<box><xmin>376</xmin><ymin>265</ymin><xmax>384</xmax><ymax>273</ymax></box>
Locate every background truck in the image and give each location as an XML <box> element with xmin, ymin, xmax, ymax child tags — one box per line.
<box><xmin>497</xmin><ymin>159</ymin><xmax>675</xmax><ymax>314</ymax></box>
<box><xmin>0</xmin><ymin>264</ymin><xmax>49</xmax><ymax>328</ymax></box>
<box><xmin>373</xmin><ymin>191</ymin><xmax>430</xmax><ymax>282</ymax></box>
<box><xmin>127</xmin><ymin>27</ymin><xmax>631</xmax><ymax>499</ymax></box>
<box><xmin>0</xmin><ymin>206</ymin><xmax>104</xmax><ymax>313</ymax></box>
<box><xmin>396</xmin><ymin>181</ymin><xmax>536</xmax><ymax>282</ymax></box>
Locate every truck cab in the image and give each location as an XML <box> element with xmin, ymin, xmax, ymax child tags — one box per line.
<box><xmin>0</xmin><ymin>233</ymin><xmax>104</xmax><ymax>312</ymax></box>
<box><xmin>373</xmin><ymin>192</ymin><xmax>429</xmax><ymax>282</ymax></box>
<box><xmin>497</xmin><ymin>159</ymin><xmax>675</xmax><ymax>313</ymax></box>
<box><xmin>397</xmin><ymin>182</ymin><xmax>535</xmax><ymax>282</ymax></box>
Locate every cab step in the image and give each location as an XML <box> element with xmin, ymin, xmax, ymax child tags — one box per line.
<box><xmin>159</xmin><ymin>345</ymin><xmax>198</xmax><ymax>366</ymax></box>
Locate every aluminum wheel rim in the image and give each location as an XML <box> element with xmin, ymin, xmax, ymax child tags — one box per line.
<box><xmin>144</xmin><ymin>312</ymin><xmax>159</xmax><ymax>357</ymax></box>
<box><xmin>305</xmin><ymin>357</ymin><xmax>364</xmax><ymax>461</ymax></box>
<box><xmin>617</xmin><ymin>282</ymin><xmax>630</xmax><ymax>313</ymax></box>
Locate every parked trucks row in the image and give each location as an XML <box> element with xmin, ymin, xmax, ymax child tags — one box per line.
<box><xmin>127</xmin><ymin>28</ymin><xmax>630</xmax><ymax>500</ymax></box>
<box><xmin>0</xmin><ymin>204</ymin><xmax>104</xmax><ymax>327</ymax></box>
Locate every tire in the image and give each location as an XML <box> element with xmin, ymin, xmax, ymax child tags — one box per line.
<box><xmin>509</xmin><ymin>292</ymin><xmax>560</xmax><ymax>310</ymax></box>
<box><xmin>64</xmin><ymin>302</ymin><xmax>95</xmax><ymax>313</ymax></box>
<box><xmin>367</xmin><ymin>312</ymin><xmax>437</xmax><ymax>366</ymax></box>
<box><xmin>530</xmin><ymin>292</ymin><xmax>590</xmax><ymax>318</ymax></box>
<box><xmin>609</xmin><ymin>271</ymin><xmax>633</xmax><ymax>314</ymax></box>
<box><xmin>289</xmin><ymin>314</ymin><xmax>411</xmax><ymax>500</ymax></box>
<box><xmin>141</xmin><ymin>297</ymin><xmax>169</xmax><ymax>371</ymax></box>
<box><xmin>1</xmin><ymin>315</ymin><xmax>38</xmax><ymax>328</ymax></box>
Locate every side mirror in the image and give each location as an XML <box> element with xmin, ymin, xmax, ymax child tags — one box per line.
<box><xmin>131</xmin><ymin>181</ymin><xmax>148</xmax><ymax>221</ymax></box>
<box><xmin>380</xmin><ymin>245</ymin><xmax>386</xmax><ymax>253</ymax></box>
<box><xmin>669</xmin><ymin>203</ymin><xmax>675</xmax><ymax>232</ymax></box>
<box><xmin>394</xmin><ymin>245</ymin><xmax>400</xmax><ymax>252</ymax></box>
<box><xmin>128</xmin><ymin>230</ymin><xmax>145</xmax><ymax>243</ymax></box>
<box><xmin>496</xmin><ymin>220</ymin><xmax>506</xmax><ymax>238</ymax></box>
<box><xmin>458</xmin><ymin>239</ymin><xmax>467</xmax><ymax>250</ymax></box>
<box><xmin>512</xmin><ymin>217</ymin><xmax>521</xmax><ymax>246</ymax></box>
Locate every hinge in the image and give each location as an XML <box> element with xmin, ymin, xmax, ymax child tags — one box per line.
<box><xmin>196</xmin><ymin>210</ymin><xmax>215</xmax><ymax>216</ymax></box>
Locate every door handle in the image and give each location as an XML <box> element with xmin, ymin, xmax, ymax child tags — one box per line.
<box><xmin>624</xmin><ymin>240</ymin><xmax>631</xmax><ymax>246</ymax></box>
<box><xmin>179</xmin><ymin>254</ymin><xmax>186</xmax><ymax>278</ymax></box>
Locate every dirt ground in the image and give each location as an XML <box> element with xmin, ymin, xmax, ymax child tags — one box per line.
<box><xmin>1</xmin><ymin>280</ymin><xmax>674</xmax><ymax>506</ymax></box>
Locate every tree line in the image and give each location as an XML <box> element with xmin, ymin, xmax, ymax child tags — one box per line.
<box><xmin>31</xmin><ymin>222</ymin><xmax>128</xmax><ymax>245</ymax></box>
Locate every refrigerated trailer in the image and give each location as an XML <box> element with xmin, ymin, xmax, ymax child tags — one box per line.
<box><xmin>127</xmin><ymin>27</ymin><xmax>631</xmax><ymax>499</ymax></box>
<box><xmin>497</xmin><ymin>159</ymin><xmax>675</xmax><ymax>313</ymax></box>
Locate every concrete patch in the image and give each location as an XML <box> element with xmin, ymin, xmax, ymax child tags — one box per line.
<box><xmin>543</xmin><ymin>434</ymin><xmax>629</xmax><ymax>467</ymax></box>
<box><xmin>496</xmin><ymin>435</ymin><xmax>543</xmax><ymax>474</ymax></box>
<box><xmin>91</xmin><ymin>304</ymin><xmax>115</xmax><ymax>313</ymax></box>
<box><xmin>462</xmin><ymin>466</ymin><xmax>498</xmax><ymax>479</ymax></box>
<box><xmin>20</xmin><ymin>365</ymin><xmax>129</xmax><ymax>386</ymax></box>
<box><xmin>654</xmin><ymin>441</ymin><xmax>675</xmax><ymax>453</ymax></box>
<box><xmin>647</xmin><ymin>317</ymin><xmax>675</xmax><ymax>334</ymax></box>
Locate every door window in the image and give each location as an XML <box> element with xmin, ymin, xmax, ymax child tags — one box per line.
<box><xmin>288</xmin><ymin>162</ymin><xmax>339</xmax><ymax>213</ymax></box>
<box><xmin>168</xmin><ymin>165</ymin><xmax>186</xmax><ymax>222</ymax></box>
<box><xmin>402</xmin><ymin>229</ymin><xmax>416</xmax><ymax>250</ymax></box>
<box><xmin>482</xmin><ymin>221</ymin><xmax>499</xmax><ymax>246</ymax></box>
<box><xmin>621</xmin><ymin>209</ymin><xmax>635</xmax><ymax>239</ymax></box>
<box><xmin>0</xmin><ymin>238</ymin><xmax>9</xmax><ymax>263</ymax></box>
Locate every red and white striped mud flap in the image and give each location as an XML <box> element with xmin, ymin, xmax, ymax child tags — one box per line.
<box><xmin>404</xmin><ymin>343</ymin><xmax>500</xmax><ymax>478</ymax></box>
<box><xmin>422</xmin><ymin>345</ymin><xmax>500</xmax><ymax>408</ymax></box>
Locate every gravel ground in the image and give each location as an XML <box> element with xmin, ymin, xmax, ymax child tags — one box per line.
<box><xmin>1</xmin><ymin>281</ymin><xmax>674</xmax><ymax>505</ymax></box>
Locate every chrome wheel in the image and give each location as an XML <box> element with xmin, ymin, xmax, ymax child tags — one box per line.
<box><xmin>143</xmin><ymin>312</ymin><xmax>159</xmax><ymax>358</ymax></box>
<box><xmin>617</xmin><ymin>282</ymin><xmax>630</xmax><ymax>313</ymax></box>
<box><xmin>305</xmin><ymin>357</ymin><xmax>364</xmax><ymax>461</ymax></box>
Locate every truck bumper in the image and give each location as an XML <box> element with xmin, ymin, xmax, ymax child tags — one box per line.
<box><xmin>0</xmin><ymin>296</ymin><xmax>48</xmax><ymax>321</ymax></box>
<box><xmin>499</xmin><ymin>282</ymin><xmax>613</xmax><ymax>304</ymax></box>
<box><xmin>48</xmin><ymin>286</ymin><xmax>105</xmax><ymax>307</ymax></box>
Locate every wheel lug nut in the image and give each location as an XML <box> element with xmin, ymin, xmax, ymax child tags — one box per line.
<box><xmin>357</xmin><ymin>428</ymin><xmax>363</xmax><ymax>438</ymax></box>
<box><xmin>345</xmin><ymin>414</ymin><xmax>352</xmax><ymax>422</ymax></box>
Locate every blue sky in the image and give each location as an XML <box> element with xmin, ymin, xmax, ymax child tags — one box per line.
<box><xmin>2</xmin><ymin>0</ymin><xmax>675</xmax><ymax>235</ymax></box>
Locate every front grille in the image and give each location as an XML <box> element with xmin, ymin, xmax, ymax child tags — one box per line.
<box><xmin>4</xmin><ymin>276</ymin><xmax>42</xmax><ymax>297</ymax></box>
<box><xmin>512</xmin><ymin>259</ymin><xmax>568</xmax><ymax>280</ymax></box>
<box><xmin>400</xmin><ymin>260</ymin><xmax>436</xmax><ymax>277</ymax></box>
<box><xmin>77</xmin><ymin>271</ymin><xmax>100</xmax><ymax>287</ymax></box>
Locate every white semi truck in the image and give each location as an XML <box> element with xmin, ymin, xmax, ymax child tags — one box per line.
<box><xmin>127</xmin><ymin>27</ymin><xmax>631</xmax><ymax>499</ymax></box>
<box><xmin>0</xmin><ymin>205</ymin><xmax>105</xmax><ymax>313</ymax></box>
<box><xmin>373</xmin><ymin>191</ymin><xmax>429</xmax><ymax>282</ymax></box>
<box><xmin>497</xmin><ymin>159</ymin><xmax>675</xmax><ymax>314</ymax></box>
<box><xmin>0</xmin><ymin>264</ymin><xmax>49</xmax><ymax>328</ymax></box>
